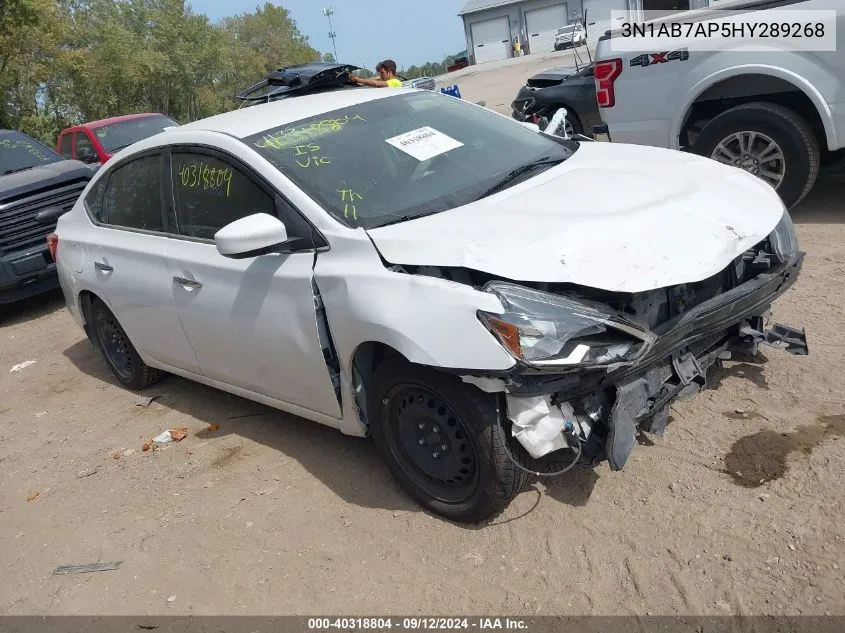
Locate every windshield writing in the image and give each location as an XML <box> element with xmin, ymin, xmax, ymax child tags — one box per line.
<box><xmin>0</xmin><ymin>133</ymin><xmax>62</xmax><ymax>174</ymax></box>
<box><xmin>244</xmin><ymin>92</ymin><xmax>576</xmax><ymax>229</ymax></box>
<box><xmin>253</xmin><ymin>114</ymin><xmax>368</xmax><ymax>152</ymax></box>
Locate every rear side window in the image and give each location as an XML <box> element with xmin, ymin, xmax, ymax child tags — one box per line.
<box><xmin>85</xmin><ymin>177</ymin><xmax>108</xmax><ymax>222</ymax></box>
<box><xmin>101</xmin><ymin>154</ymin><xmax>164</xmax><ymax>231</ymax></box>
<box><xmin>59</xmin><ymin>134</ymin><xmax>72</xmax><ymax>158</ymax></box>
<box><xmin>169</xmin><ymin>151</ymin><xmax>275</xmax><ymax>240</ymax></box>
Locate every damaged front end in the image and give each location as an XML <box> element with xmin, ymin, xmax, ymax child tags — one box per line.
<box><xmin>464</xmin><ymin>210</ymin><xmax>808</xmax><ymax>473</ymax></box>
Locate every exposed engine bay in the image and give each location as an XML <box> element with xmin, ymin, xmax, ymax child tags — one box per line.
<box><xmin>387</xmin><ymin>234</ymin><xmax>808</xmax><ymax>474</ymax></box>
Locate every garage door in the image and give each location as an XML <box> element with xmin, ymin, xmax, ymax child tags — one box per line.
<box><xmin>525</xmin><ymin>4</ymin><xmax>568</xmax><ymax>54</ymax></box>
<box><xmin>582</xmin><ymin>0</ymin><xmax>627</xmax><ymax>44</ymax></box>
<box><xmin>471</xmin><ymin>16</ymin><xmax>511</xmax><ymax>64</ymax></box>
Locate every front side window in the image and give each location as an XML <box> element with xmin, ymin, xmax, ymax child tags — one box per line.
<box><xmin>101</xmin><ymin>154</ymin><xmax>164</xmax><ymax>231</ymax></box>
<box><xmin>0</xmin><ymin>130</ymin><xmax>63</xmax><ymax>175</ymax></box>
<box><xmin>92</xmin><ymin>115</ymin><xmax>178</xmax><ymax>154</ymax></box>
<box><xmin>75</xmin><ymin>132</ymin><xmax>96</xmax><ymax>161</ymax></box>
<box><xmin>169</xmin><ymin>152</ymin><xmax>276</xmax><ymax>240</ymax></box>
<box><xmin>243</xmin><ymin>91</ymin><xmax>577</xmax><ymax>229</ymax></box>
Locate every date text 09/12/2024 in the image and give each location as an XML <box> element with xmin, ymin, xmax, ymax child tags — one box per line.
<box><xmin>307</xmin><ymin>618</ymin><xmax>528</xmax><ymax>630</ymax></box>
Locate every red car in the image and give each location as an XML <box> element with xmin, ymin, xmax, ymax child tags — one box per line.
<box><xmin>56</xmin><ymin>113</ymin><xmax>178</xmax><ymax>168</ymax></box>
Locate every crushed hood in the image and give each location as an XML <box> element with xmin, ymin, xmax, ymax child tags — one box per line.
<box><xmin>366</xmin><ymin>142</ymin><xmax>786</xmax><ymax>293</ymax></box>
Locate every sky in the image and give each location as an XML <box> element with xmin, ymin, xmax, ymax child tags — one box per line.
<box><xmin>189</xmin><ymin>0</ymin><xmax>468</xmax><ymax>70</ymax></box>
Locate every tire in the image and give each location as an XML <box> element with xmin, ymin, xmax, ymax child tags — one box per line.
<box><xmin>563</xmin><ymin>109</ymin><xmax>583</xmax><ymax>136</ymax></box>
<box><xmin>543</xmin><ymin>106</ymin><xmax>581</xmax><ymax>137</ymax></box>
<box><xmin>89</xmin><ymin>298</ymin><xmax>165</xmax><ymax>390</ymax></box>
<box><xmin>368</xmin><ymin>356</ymin><xmax>528</xmax><ymax>523</ymax></box>
<box><xmin>691</xmin><ymin>102</ymin><xmax>820</xmax><ymax>209</ymax></box>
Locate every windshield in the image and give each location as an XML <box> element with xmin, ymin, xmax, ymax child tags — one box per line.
<box><xmin>557</xmin><ymin>25</ymin><xmax>575</xmax><ymax>34</ymax></box>
<box><xmin>0</xmin><ymin>130</ymin><xmax>63</xmax><ymax>175</ymax></box>
<box><xmin>244</xmin><ymin>91</ymin><xmax>577</xmax><ymax>229</ymax></box>
<box><xmin>92</xmin><ymin>114</ymin><xmax>178</xmax><ymax>153</ymax></box>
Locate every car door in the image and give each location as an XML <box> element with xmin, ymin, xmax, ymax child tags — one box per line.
<box><xmin>74</xmin><ymin>131</ymin><xmax>99</xmax><ymax>167</ymax></box>
<box><xmin>88</xmin><ymin>150</ymin><xmax>201</xmax><ymax>374</ymax></box>
<box><xmin>162</xmin><ymin>146</ymin><xmax>342</xmax><ymax>419</ymax></box>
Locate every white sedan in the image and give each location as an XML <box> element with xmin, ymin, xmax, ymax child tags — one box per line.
<box><xmin>52</xmin><ymin>86</ymin><xmax>807</xmax><ymax>523</ymax></box>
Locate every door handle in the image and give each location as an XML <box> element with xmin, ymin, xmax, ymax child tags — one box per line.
<box><xmin>94</xmin><ymin>261</ymin><xmax>113</xmax><ymax>272</ymax></box>
<box><xmin>173</xmin><ymin>276</ymin><xmax>202</xmax><ymax>289</ymax></box>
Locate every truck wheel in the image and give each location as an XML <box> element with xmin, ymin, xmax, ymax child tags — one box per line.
<box><xmin>368</xmin><ymin>355</ymin><xmax>528</xmax><ymax>523</ymax></box>
<box><xmin>563</xmin><ymin>109</ymin><xmax>583</xmax><ymax>136</ymax></box>
<box><xmin>692</xmin><ymin>102</ymin><xmax>820</xmax><ymax>209</ymax></box>
<box><xmin>89</xmin><ymin>298</ymin><xmax>165</xmax><ymax>390</ymax></box>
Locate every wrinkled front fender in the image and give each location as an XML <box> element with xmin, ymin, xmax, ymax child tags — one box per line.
<box><xmin>313</xmin><ymin>233</ymin><xmax>516</xmax><ymax>436</ymax></box>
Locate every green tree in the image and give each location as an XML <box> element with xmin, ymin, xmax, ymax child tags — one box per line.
<box><xmin>0</xmin><ymin>0</ymin><xmax>322</xmax><ymax>144</ymax></box>
<box><xmin>322</xmin><ymin>52</ymin><xmax>335</xmax><ymax>63</ymax></box>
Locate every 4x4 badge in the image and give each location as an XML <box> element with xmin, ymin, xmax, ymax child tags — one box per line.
<box><xmin>630</xmin><ymin>48</ymin><xmax>690</xmax><ymax>67</ymax></box>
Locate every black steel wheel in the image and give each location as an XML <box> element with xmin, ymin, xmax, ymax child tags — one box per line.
<box><xmin>89</xmin><ymin>298</ymin><xmax>165</xmax><ymax>390</ymax></box>
<box><xmin>383</xmin><ymin>386</ymin><xmax>480</xmax><ymax>503</ymax></box>
<box><xmin>369</xmin><ymin>355</ymin><xmax>528</xmax><ymax>523</ymax></box>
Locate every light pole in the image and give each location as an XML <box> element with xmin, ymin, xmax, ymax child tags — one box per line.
<box><xmin>322</xmin><ymin>7</ymin><xmax>338</xmax><ymax>62</ymax></box>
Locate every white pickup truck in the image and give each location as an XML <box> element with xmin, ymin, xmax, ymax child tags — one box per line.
<box><xmin>593</xmin><ymin>0</ymin><xmax>844</xmax><ymax>208</ymax></box>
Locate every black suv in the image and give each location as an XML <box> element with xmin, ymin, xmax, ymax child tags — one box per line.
<box><xmin>1</xmin><ymin>129</ymin><xmax>92</xmax><ymax>304</ymax></box>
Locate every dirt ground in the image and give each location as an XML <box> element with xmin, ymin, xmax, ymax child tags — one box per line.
<box><xmin>1</xmin><ymin>54</ymin><xmax>844</xmax><ymax>616</ymax></box>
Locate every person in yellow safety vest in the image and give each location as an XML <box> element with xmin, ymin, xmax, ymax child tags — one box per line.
<box><xmin>350</xmin><ymin>59</ymin><xmax>403</xmax><ymax>88</ymax></box>
<box><xmin>514</xmin><ymin>37</ymin><xmax>521</xmax><ymax>56</ymax></box>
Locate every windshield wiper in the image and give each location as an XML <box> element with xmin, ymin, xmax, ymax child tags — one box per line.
<box><xmin>371</xmin><ymin>209</ymin><xmax>446</xmax><ymax>229</ymax></box>
<box><xmin>2</xmin><ymin>166</ymin><xmax>34</xmax><ymax>176</ymax></box>
<box><xmin>473</xmin><ymin>156</ymin><xmax>564</xmax><ymax>201</ymax></box>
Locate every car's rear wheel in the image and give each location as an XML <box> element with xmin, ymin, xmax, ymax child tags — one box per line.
<box><xmin>692</xmin><ymin>102</ymin><xmax>820</xmax><ymax>209</ymax></box>
<box><xmin>368</xmin><ymin>356</ymin><xmax>527</xmax><ymax>523</ymax></box>
<box><xmin>542</xmin><ymin>107</ymin><xmax>582</xmax><ymax>137</ymax></box>
<box><xmin>563</xmin><ymin>109</ymin><xmax>583</xmax><ymax>136</ymax></box>
<box><xmin>89</xmin><ymin>298</ymin><xmax>165</xmax><ymax>390</ymax></box>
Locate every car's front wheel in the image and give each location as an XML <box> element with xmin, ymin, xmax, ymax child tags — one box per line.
<box><xmin>368</xmin><ymin>355</ymin><xmax>527</xmax><ymax>523</ymax></box>
<box><xmin>89</xmin><ymin>298</ymin><xmax>165</xmax><ymax>390</ymax></box>
<box><xmin>692</xmin><ymin>102</ymin><xmax>820</xmax><ymax>209</ymax></box>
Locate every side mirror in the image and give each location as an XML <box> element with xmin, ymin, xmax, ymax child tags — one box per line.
<box><xmin>214</xmin><ymin>213</ymin><xmax>289</xmax><ymax>259</ymax></box>
<box><xmin>34</xmin><ymin>206</ymin><xmax>67</xmax><ymax>225</ymax></box>
<box><xmin>518</xmin><ymin>121</ymin><xmax>541</xmax><ymax>133</ymax></box>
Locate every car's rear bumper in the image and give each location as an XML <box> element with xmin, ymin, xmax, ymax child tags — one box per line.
<box><xmin>0</xmin><ymin>244</ymin><xmax>59</xmax><ymax>304</ymax></box>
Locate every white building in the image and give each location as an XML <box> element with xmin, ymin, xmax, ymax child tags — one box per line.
<box><xmin>458</xmin><ymin>0</ymin><xmax>716</xmax><ymax>64</ymax></box>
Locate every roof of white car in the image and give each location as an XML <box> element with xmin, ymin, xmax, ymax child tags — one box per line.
<box><xmin>179</xmin><ymin>87</ymin><xmax>412</xmax><ymax>139</ymax></box>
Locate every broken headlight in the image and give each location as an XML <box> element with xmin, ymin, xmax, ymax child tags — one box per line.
<box><xmin>769</xmin><ymin>208</ymin><xmax>799</xmax><ymax>263</ymax></box>
<box><xmin>477</xmin><ymin>282</ymin><xmax>656</xmax><ymax>368</ymax></box>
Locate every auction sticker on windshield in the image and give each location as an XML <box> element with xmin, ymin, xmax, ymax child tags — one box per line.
<box><xmin>385</xmin><ymin>126</ymin><xmax>463</xmax><ymax>161</ymax></box>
